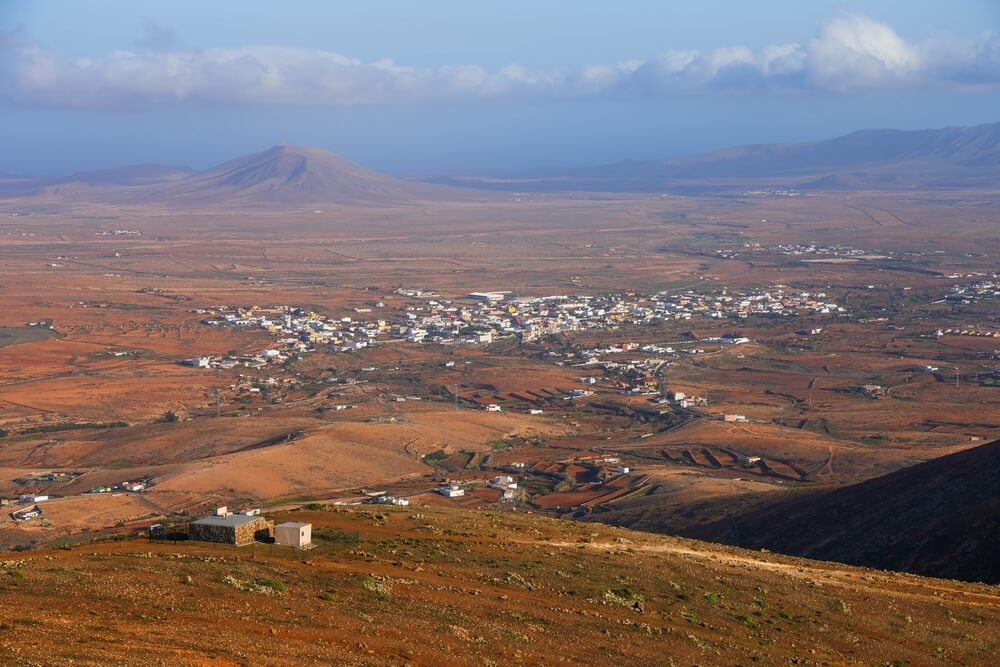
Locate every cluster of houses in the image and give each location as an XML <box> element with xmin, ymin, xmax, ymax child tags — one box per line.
<box><xmin>369</xmin><ymin>494</ymin><xmax>410</xmax><ymax>506</ymax></box>
<box><xmin>760</xmin><ymin>243</ymin><xmax>890</xmax><ymax>259</ymax></box>
<box><xmin>435</xmin><ymin>474</ymin><xmax>520</xmax><ymax>501</ymax></box>
<box><xmin>184</xmin><ymin>286</ymin><xmax>848</xmax><ymax>370</ymax></box>
<box><xmin>944</xmin><ymin>276</ymin><xmax>1000</xmax><ymax>305</ymax></box>
<box><xmin>490</xmin><ymin>475</ymin><xmax>519</xmax><ymax>500</ymax></box>
<box><xmin>659</xmin><ymin>390</ymin><xmax>708</xmax><ymax>409</ymax></box>
<box><xmin>927</xmin><ymin>327</ymin><xmax>999</xmax><ymax>338</ymax></box>
<box><xmin>87</xmin><ymin>480</ymin><xmax>147</xmax><ymax>494</ymax></box>
<box><xmin>710</xmin><ymin>241</ymin><xmax>891</xmax><ymax>261</ymax></box>
<box><xmin>95</xmin><ymin>229</ymin><xmax>142</xmax><ymax>236</ymax></box>
<box><xmin>5</xmin><ymin>480</ymin><xmax>150</xmax><ymax>521</ymax></box>
<box><xmin>7</xmin><ymin>494</ymin><xmax>48</xmax><ymax>521</ymax></box>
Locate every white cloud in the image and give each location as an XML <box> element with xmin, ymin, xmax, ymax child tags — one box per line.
<box><xmin>0</xmin><ymin>14</ymin><xmax>997</xmax><ymax>110</ymax></box>
<box><xmin>807</xmin><ymin>14</ymin><xmax>921</xmax><ymax>90</ymax></box>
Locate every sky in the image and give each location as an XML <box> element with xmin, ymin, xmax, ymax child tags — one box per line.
<box><xmin>1</xmin><ymin>0</ymin><xmax>999</xmax><ymax>176</ymax></box>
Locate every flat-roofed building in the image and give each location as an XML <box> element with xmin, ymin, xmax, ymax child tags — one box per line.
<box><xmin>189</xmin><ymin>514</ymin><xmax>273</xmax><ymax>546</ymax></box>
<box><xmin>275</xmin><ymin>522</ymin><xmax>312</xmax><ymax>548</ymax></box>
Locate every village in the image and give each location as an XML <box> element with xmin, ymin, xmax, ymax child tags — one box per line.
<box><xmin>945</xmin><ymin>275</ymin><xmax>1000</xmax><ymax>304</ymax></box>
<box><xmin>706</xmin><ymin>240</ymin><xmax>893</xmax><ymax>261</ymax></box>
<box><xmin>182</xmin><ymin>284</ymin><xmax>848</xmax><ymax>371</ymax></box>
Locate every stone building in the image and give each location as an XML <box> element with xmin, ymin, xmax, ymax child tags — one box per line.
<box><xmin>189</xmin><ymin>514</ymin><xmax>274</xmax><ymax>546</ymax></box>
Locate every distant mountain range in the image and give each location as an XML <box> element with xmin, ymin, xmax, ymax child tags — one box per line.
<box><xmin>2</xmin><ymin>122</ymin><xmax>999</xmax><ymax>207</ymax></box>
<box><xmin>431</xmin><ymin>122</ymin><xmax>1000</xmax><ymax>192</ymax></box>
<box><xmin>684</xmin><ymin>439</ymin><xmax>1000</xmax><ymax>584</ymax></box>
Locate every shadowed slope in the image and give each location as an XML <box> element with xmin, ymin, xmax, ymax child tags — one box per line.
<box><xmin>685</xmin><ymin>439</ymin><xmax>1000</xmax><ymax>583</ymax></box>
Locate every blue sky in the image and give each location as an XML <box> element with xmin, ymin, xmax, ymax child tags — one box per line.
<box><xmin>2</xmin><ymin>1</ymin><xmax>999</xmax><ymax>175</ymax></box>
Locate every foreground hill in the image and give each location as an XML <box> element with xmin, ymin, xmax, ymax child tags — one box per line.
<box><xmin>0</xmin><ymin>505</ymin><xmax>997</xmax><ymax>665</ymax></box>
<box><xmin>434</xmin><ymin>121</ymin><xmax>1000</xmax><ymax>191</ymax></box>
<box><xmin>683</xmin><ymin>439</ymin><xmax>1000</xmax><ymax>583</ymax></box>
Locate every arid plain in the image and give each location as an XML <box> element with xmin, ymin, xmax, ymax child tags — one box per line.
<box><xmin>1</xmin><ymin>184</ymin><xmax>998</xmax><ymax>550</ymax></box>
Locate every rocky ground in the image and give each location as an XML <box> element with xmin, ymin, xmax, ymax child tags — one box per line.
<box><xmin>0</xmin><ymin>505</ymin><xmax>997</xmax><ymax>665</ymax></box>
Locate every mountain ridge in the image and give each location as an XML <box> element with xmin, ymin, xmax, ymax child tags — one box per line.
<box><xmin>431</xmin><ymin>121</ymin><xmax>1000</xmax><ymax>191</ymax></box>
<box><xmin>4</xmin><ymin>121</ymin><xmax>1000</xmax><ymax>205</ymax></box>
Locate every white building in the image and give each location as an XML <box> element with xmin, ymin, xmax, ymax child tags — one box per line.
<box><xmin>468</xmin><ymin>291</ymin><xmax>508</xmax><ymax>302</ymax></box>
<box><xmin>492</xmin><ymin>475</ymin><xmax>517</xmax><ymax>489</ymax></box>
<box><xmin>374</xmin><ymin>495</ymin><xmax>410</xmax><ymax>506</ymax></box>
<box><xmin>275</xmin><ymin>522</ymin><xmax>312</xmax><ymax>548</ymax></box>
<box><xmin>439</xmin><ymin>484</ymin><xmax>465</xmax><ymax>498</ymax></box>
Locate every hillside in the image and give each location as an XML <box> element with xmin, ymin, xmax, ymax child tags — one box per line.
<box><xmin>0</xmin><ymin>505</ymin><xmax>997</xmax><ymax>665</ymax></box>
<box><xmin>433</xmin><ymin>122</ymin><xmax>1000</xmax><ymax>191</ymax></box>
<box><xmin>680</xmin><ymin>439</ymin><xmax>1000</xmax><ymax>583</ymax></box>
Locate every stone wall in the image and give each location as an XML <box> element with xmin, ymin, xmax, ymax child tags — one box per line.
<box><xmin>189</xmin><ymin>518</ymin><xmax>274</xmax><ymax>546</ymax></box>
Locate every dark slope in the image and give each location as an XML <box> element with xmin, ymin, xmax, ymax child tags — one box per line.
<box><xmin>682</xmin><ymin>439</ymin><xmax>1000</xmax><ymax>583</ymax></box>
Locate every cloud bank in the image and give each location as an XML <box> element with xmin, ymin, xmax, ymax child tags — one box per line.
<box><xmin>1</xmin><ymin>14</ymin><xmax>998</xmax><ymax>110</ymax></box>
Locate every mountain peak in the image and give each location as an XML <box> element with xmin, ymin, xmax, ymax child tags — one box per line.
<box><xmin>135</xmin><ymin>143</ymin><xmax>461</xmax><ymax>207</ymax></box>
